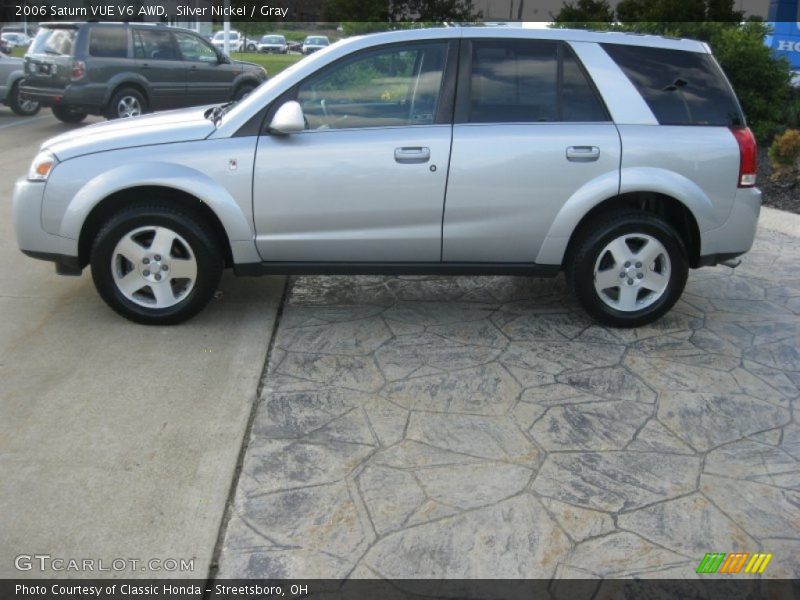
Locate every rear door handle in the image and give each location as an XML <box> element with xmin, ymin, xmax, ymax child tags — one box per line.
<box><xmin>566</xmin><ymin>146</ymin><xmax>600</xmax><ymax>162</ymax></box>
<box><xmin>394</xmin><ymin>147</ymin><xmax>430</xmax><ymax>164</ymax></box>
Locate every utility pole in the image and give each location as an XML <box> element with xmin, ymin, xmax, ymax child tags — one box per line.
<box><xmin>223</xmin><ymin>0</ymin><xmax>231</xmax><ymax>55</ymax></box>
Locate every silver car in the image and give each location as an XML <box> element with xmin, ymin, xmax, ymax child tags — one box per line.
<box><xmin>12</xmin><ymin>27</ymin><xmax>761</xmax><ymax>326</ymax></box>
<box><xmin>0</xmin><ymin>52</ymin><xmax>40</xmax><ymax>116</ymax></box>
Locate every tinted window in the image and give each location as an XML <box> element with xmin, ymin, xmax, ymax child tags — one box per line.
<box><xmin>467</xmin><ymin>40</ymin><xmax>607</xmax><ymax>123</ymax></box>
<box><xmin>297</xmin><ymin>43</ymin><xmax>447</xmax><ymax>130</ymax></box>
<box><xmin>562</xmin><ymin>45</ymin><xmax>608</xmax><ymax>122</ymax></box>
<box><xmin>134</xmin><ymin>29</ymin><xmax>178</xmax><ymax>61</ymax></box>
<box><xmin>89</xmin><ymin>28</ymin><xmax>128</xmax><ymax>58</ymax></box>
<box><xmin>175</xmin><ymin>32</ymin><xmax>217</xmax><ymax>63</ymax></box>
<box><xmin>30</xmin><ymin>27</ymin><xmax>77</xmax><ymax>56</ymax></box>
<box><xmin>602</xmin><ymin>43</ymin><xmax>744</xmax><ymax>126</ymax></box>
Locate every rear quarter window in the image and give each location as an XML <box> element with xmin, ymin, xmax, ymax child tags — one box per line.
<box><xmin>601</xmin><ymin>43</ymin><xmax>744</xmax><ymax>127</ymax></box>
<box><xmin>89</xmin><ymin>28</ymin><xmax>129</xmax><ymax>58</ymax></box>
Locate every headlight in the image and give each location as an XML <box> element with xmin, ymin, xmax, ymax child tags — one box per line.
<box><xmin>28</xmin><ymin>150</ymin><xmax>58</xmax><ymax>181</ymax></box>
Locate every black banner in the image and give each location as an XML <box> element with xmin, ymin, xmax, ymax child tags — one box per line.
<box><xmin>2</xmin><ymin>579</ymin><xmax>799</xmax><ymax>600</ymax></box>
<box><xmin>0</xmin><ymin>0</ymin><xmax>794</xmax><ymax>24</ymax></box>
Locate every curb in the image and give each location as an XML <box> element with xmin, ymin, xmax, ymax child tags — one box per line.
<box><xmin>759</xmin><ymin>206</ymin><xmax>800</xmax><ymax>237</ymax></box>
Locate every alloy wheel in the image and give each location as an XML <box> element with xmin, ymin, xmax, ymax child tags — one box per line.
<box><xmin>593</xmin><ymin>233</ymin><xmax>671</xmax><ymax>312</ymax></box>
<box><xmin>111</xmin><ymin>226</ymin><xmax>197</xmax><ymax>309</ymax></box>
<box><xmin>117</xmin><ymin>95</ymin><xmax>142</xmax><ymax>118</ymax></box>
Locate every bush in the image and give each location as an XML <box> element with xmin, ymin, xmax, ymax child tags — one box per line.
<box><xmin>768</xmin><ymin>129</ymin><xmax>800</xmax><ymax>181</ymax></box>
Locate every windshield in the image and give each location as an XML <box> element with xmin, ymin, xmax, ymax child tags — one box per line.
<box><xmin>262</xmin><ymin>36</ymin><xmax>284</xmax><ymax>43</ymax></box>
<box><xmin>213</xmin><ymin>32</ymin><xmax>239</xmax><ymax>40</ymax></box>
<box><xmin>30</xmin><ymin>27</ymin><xmax>77</xmax><ymax>56</ymax></box>
<box><xmin>305</xmin><ymin>37</ymin><xmax>328</xmax><ymax>45</ymax></box>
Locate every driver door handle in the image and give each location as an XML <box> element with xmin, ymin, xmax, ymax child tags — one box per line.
<box><xmin>394</xmin><ymin>147</ymin><xmax>430</xmax><ymax>164</ymax></box>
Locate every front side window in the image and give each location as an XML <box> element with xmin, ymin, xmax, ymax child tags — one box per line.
<box><xmin>296</xmin><ymin>43</ymin><xmax>447</xmax><ymax>130</ymax></box>
<box><xmin>89</xmin><ymin>28</ymin><xmax>128</xmax><ymax>58</ymax></box>
<box><xmin>466</xmin><ymin>40</ymin><xmax>607</xmax><ymax>123</ymax></box>
<box><xmin>174</xmin><ymin>32</ymin><xmax>217</xmax><ymax>63</ymax></box>
<box><xmin>134</xmin><ymin>29</ymin><xmax>178</xmax><ymax>61</ymax></box>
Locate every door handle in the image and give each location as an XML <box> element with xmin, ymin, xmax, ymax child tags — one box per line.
<box><xmin>394</xmin><ymin>147</ymin><xmax>430</xmax><ymax>164</ymax></box>
<box><xmin>566</xmin><ymin>146</ymin><xmax>600</xmax><ymax>162</ymax></box>
<box><xmin>141</xmin><ymin>63</ymin><xmax>150</xmax><ymax>69</ymax></box>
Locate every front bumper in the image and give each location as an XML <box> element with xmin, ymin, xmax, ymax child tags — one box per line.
<box><xmin>13</xmin><ymin>178</ymin><xmax>81</xmax><ymax>275</ymax></box>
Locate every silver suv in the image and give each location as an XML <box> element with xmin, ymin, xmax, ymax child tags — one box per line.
<box><xmin>12</xmin><ymin>27</ymin><xmax>760</xmax><ymax>327</ymax></box>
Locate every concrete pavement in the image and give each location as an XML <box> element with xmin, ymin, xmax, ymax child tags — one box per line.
<box><xmin>219</xmin><ymin>213</ymin><xmax>800</xmax><ymax>580</ymax></box>
<box><xmin>0</xmin><ymin>108</ymin><xmax>286</xmax><ymax>578</ymax></box>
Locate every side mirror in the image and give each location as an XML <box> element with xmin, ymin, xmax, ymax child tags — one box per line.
<box><xmin>269</xmin><ymin>101</ymin><xmax>305</xmax><ymax>135</ymax></box>
<box><xmin>217</xmin><ymin>52</ymin><xmax>230</xmax><ymax>64</ymax></box>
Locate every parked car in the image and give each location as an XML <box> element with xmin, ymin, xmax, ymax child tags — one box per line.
<box><xmin>258</xmin><ymin>34</ymin><xmax>288</xmax><ymax>54</ymax></box>
<box><xmin>20</xmin><ymin>22</ymin><xmax>267</xmax><ymax>122</ymax></box>
<box><xmin>287</xmin><ymin>40</ymin><xmax>303</xmax><ymax>53</ymax></box>
<box><xmin>0</xmin><ymin>53</ymin><xmax>40</xmax><ymax>115</ymax></box>
<box><xmin>2</xmin><ymin>32</ymin><xmax>32</xmax><ymax>48</ymax></box>
<box><xmin>13</xmin><ymin>27</ymin><xmax>760</xmax><ymax>326</ymax></box>
<box><xmin>301</xmin><ymin>35</ymin><xmax>329</xmax><ymax>54</ymax></box>
<box><xmin>210</xmin><ymin>30</ymin><xmax>257</xmax><ymax>53</ymax></box>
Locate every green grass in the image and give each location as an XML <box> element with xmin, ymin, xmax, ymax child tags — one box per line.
<box><xmin>231</xmin><ymin>52</ymin><xmax>303</xmax><ymax>76</ymax></box>
<box><xmin>10</xmin><ymin>47</ymin><xmax>25</xmax><ymax>57</ymax></box>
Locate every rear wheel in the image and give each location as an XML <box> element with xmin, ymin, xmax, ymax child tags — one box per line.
<box><xmin>106</xmin><ymin>87</ymin><xmax>146</xmax><ymax>119</ymax></box>
<box><xmin>8</xmin><ymin>81</ymin><xmax>40</xmax><ymax>116</ymax></box>
<box><xmin>52</xmin><ymin>104</ymin><xmax>87</xmax><ymax>123</ymax></box>
<box><xmin>567</xmin><ymin>210</ymin><xmax>689</xmax><ymax>328</ymax></box>
<box><xmin>90</xmin><ymin>204</ymin><xmax>223</xmax><ymax>325</ymax></box>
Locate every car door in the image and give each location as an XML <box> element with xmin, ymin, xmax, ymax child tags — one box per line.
<box><xmin>173</xmin><ymin>31</ymin><xmax>233</xmax><ymax>105</ymax></box>
<box><xmin>443</xmin><ymin>39</ymin><xmax>620</xmax><ymax>263</ymax></box>
<box><xmin>132</xmin><ymin>28</ymin><xmax>185</xmax><ymax>110</ymax></box>
<box><xmin>252</xmin><ymin>40</ymin><xmax>456</xmax><ymax>262</ymax></box>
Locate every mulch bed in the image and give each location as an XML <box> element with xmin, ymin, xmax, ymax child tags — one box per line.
<box><xmin>759</xmin><ymin>146</ymin><xmax>800</xmax><ymax>214</ymax></box>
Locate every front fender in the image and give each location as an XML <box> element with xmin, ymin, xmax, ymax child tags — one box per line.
<box><xmin>58</xmin><ymin>161</ymin><xmax>254</xmax><ymax>245</ymax></box>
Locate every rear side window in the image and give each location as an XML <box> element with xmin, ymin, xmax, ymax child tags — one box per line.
<box><xmin>89</xmin><ymin>28</ymin><xmax>129</xmax><ymax>58</ymax></box>
<box><xmin>134</xmin><ymin>29</ymin><xmax>178</xmax><ymax>61</ymax></box>
<box><xmin>465</xmin><ymin>40</ymin><xmax>608</xmax><ymax>123</ymax></box>
<box><xmin>601</xmin><ymin>43</ymin><xmax>744</xmax><ymax>127</ymax></box>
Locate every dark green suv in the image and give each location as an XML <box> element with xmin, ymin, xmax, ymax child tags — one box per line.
<box><xmin>21</xmin><ymin>22</ymin><xmax>267</xmax><ymax>122</ymax></box>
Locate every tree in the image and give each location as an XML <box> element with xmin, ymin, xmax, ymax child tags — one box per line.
<box><xmin>552</xmin><ymin>0</ymin><xmax>613</xmax><ymax>27</ymax></box>
<box><xmin>322</xmin><ymin>0</ymin><xmax>480</xmax><ymax>23</ymax></box>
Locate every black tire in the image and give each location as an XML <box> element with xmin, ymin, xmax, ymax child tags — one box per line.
<box><xmin>105</xmin><ymin>87</ymin><xmax>147</xmax><ymax>120</ymax></box>
<box><xmin>90</xmin><ymin>203</ymin><xmax>223</xmax><ymax>325</ymax></box>
<box><xmin>233</xmin><ymin>83</ymin><xmax>256</xmax><ymax>101</ymax></box>
<box><xmin>567</xmin><ymin>210</ymin><xmax>689</xmax><ymax>328</ymax></box>
<box><xmin>8</xmin><ymin>81</ymin><xmax>40</xmax><ymax>116</ymax></box>
<box><xmin>51</xmin><ymin>104</ymin><xmax>87</xmax><ymax>123</ymax></box>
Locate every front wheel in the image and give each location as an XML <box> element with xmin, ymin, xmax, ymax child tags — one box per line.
<box><xmin>90</xmin><ymin>204</ymin><xmax>223</xmax><ymax>325</ymax></box>
<box><xmin>8</xmin><ymin>81</ymin><xmax>40</xmax><ymax>116</ymax></box>
<box><xmin>51</xmin><ymin>104</ymin><xmax>87</xmax><ymax>123</ymax></box>
<box><xmin>567</xmin><ymin>210</ymin><xmax>689</xmax><ymax>328</ymax></box>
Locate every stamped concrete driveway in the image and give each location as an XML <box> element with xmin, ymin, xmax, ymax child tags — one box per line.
<box><xmin>219</xmin><ymin>214</ymin><xmax>800</xmax><ymax>580</ymax></box>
